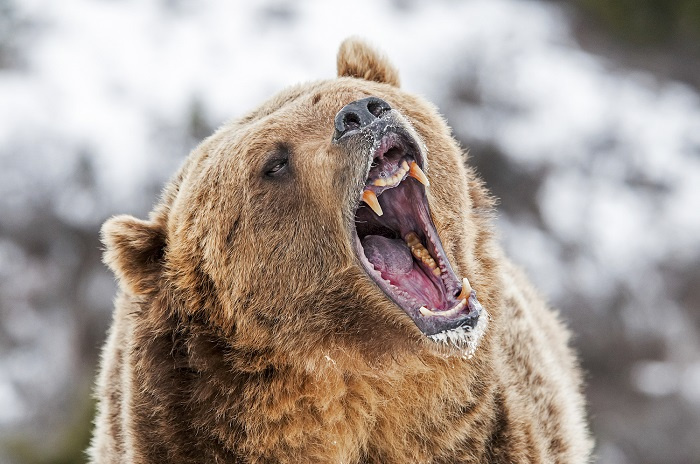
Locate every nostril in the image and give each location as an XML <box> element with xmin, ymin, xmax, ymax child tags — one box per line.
<box><xmin>343</xmin><ymin>112</ymin><xmax>362</xmax><ymax>131</ymax></box>
<box><xmin>333</xmin><ymin>97</ymin><xmax>392</xmax><ymax>141</ymax></box>
<box><xmin>367</xmin><ymin>99</ymin><xmax>390</xmax><ymax>118</ymax></box>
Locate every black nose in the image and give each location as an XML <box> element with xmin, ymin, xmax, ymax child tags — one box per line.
<box><xmin>333</xmin><ymin>97</ymin><xmax>392</xmax><ymax>140</ymax></box>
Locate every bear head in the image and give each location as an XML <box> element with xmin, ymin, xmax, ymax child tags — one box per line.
<box><xmin>101</xmin><ymin>38</ymin><xmax>500</xmax><ymax>367</ymax></box>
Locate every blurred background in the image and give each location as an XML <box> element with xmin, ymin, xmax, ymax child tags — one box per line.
<box><xmin>1</xmin><ymin>0</ymin><xmax>699</xmax><ymax>462</ymax></box>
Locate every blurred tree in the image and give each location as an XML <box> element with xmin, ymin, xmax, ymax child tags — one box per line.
<box><xmin>573</xmin><ymin>0</ymin><xmax>700</xmax><ymax>45</ymax></box>
<box><xmin>557</xmin><ymin>0</ymin><xmax>700</xmax><ymax>90</ymax></box>
<box><xmin>0</xmin><ymin>0</ymin><xmax>20</xmax><ymax>68</ymax></box>
<box><xmin>5</xmin><ymin>396</ymin><xmax>94</xmax><ymax>464</ymax></box>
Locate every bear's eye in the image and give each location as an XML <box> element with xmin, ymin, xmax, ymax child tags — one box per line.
<box><xmin>266</xmin><ymin>160</ymin><xmax>287</xmax><ymax>175</ymax></box>
<box><xmin>263</xmin><ymin>144</ymin><xmax>291</xmax><ymax>179</ymax></box>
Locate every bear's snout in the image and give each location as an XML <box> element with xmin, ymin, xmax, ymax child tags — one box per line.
<box><xmin>333</xmin><ymin>96</ymin><xmax>392</xmax><ymax>141</ymax></box>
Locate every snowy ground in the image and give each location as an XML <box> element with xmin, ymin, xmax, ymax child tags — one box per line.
<box><xmin>1</xmin><ymin>0</ymin><xmax>699</xmax><ymax>462</ymax></box>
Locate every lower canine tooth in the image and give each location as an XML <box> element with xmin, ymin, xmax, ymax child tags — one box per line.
<box><xmin>457</xmin><ymin>277</ymin><xmax>472</xmax><ymax>300</ymax></box>
<box><xmin>419</xmin><ymin>306</ymin><xmax>436</xmax><ymax>317</ymax></box>
<box><xmin>361</xmin><ymin>189</ymin><xmax>383</xmax><ymax>216</ymax></box>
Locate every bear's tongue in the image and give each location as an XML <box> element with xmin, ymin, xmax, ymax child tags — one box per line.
<box><xmin>361</xmin><ymin>234</ymin><xmax>443</xmax><ymax>305</ymax></box>
<box><xmin>362</xmin><ymin>235</ymin><xmax>413</xmax><ymax>275</ymax></box>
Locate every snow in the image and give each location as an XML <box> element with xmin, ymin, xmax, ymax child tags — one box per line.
<box><xmin>429</xmin><ymin>308</ymin><xmax>490</xmax><ymax>360</ymax></box>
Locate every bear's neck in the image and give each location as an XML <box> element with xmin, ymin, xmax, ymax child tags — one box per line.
<box><xmin>125</xmin><ymin>299</ymin><xmax>513</xmax><ymax>462</ymax></box>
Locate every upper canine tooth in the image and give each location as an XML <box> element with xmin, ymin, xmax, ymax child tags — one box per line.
<box><xmin>362</xmin><ymin>189</ymin><xmax>383</xmax><ymax>216</ymax></box>
<box><xmin>409</xmin><ymin>162</ymin><xmax>430</xmax><ymax>186</ymax></box>
<box><xmin>457</xmin><ymin>277</ymin><xmax>472</xmax><ymax>300</ymax></box>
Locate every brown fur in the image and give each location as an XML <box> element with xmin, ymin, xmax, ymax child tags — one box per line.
<box><xmin>338</xmin><ymin>37</ymin><xmax>400</xmax><ymax>87</ymax></box>
<box><xmin>89</xmin><ymin>39</ymin><xmax>592</xmax><ymax>463</ymax></box>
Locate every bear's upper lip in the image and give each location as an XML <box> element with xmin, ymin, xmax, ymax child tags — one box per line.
<box><xmin>349</xmin><ymin>124</ymin><xmax>482</xmax><ymax>339</ymax></box>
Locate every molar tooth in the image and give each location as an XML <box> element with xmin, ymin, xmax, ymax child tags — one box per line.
<box><xmin>373</xmin><ymin>178</ymin><xmax>387</xmax><ymax>187</ymax></box>
<box><xmin>405</xmin><ymin>232</ymin><xmax>421</xmax><ymax>247</ymax></box>
<box><xmin>411</xmin><ymin>248</ymin><xmax>424</xmax><ymax>261</ymax></box>
<box><xmin>361</xmin><ymin>190</ymin><xmax>383</xmax><ymax>216</ymax></box>
<box><xmin>457</xmin><ymin>277</ymin><xmax>472</xmax><ymax>300</ymax></box>
<box><xmin>401</xmin><ymin>160</ymin><xmax>409</xmax><ymax>171</ymax></box>
<box><xmin>432</xmin><ymin>268</ymin><xmax>441</xmax><ymax>276</ymax></box>
<box><xmin>409</xmin><ymin>162</ymin><xmax>430</xmax><ymax>186</ymax></box>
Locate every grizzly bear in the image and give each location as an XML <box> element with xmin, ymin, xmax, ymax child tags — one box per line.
<box><xmin>88</xmin><ymin>38</ymin><xmax>592</xmax><ymax>463</ymax></box>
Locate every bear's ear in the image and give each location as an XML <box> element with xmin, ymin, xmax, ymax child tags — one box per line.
<box><xmin>337</xmin><ymin>37</ymin><xmax>400</xmax><ymax>87</ymax></box>
<box><xmin>101</xmin><ymin>215</ymin><xmax>166</xmax><ymax>295</ymax></box>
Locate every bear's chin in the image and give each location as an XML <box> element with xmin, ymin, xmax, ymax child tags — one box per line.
<box><xmin>349</xmin><ymin>124</ymin><xmax>486</xmax><ymax>351</ymax></box>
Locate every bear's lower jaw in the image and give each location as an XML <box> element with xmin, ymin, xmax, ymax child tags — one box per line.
<box><xmin>351</xmin><ymin>128</ymin><xmax>482</xmax><ymax>343</ymax></box>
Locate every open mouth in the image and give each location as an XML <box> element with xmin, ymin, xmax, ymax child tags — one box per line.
<box><xmin>352</xmin><ymin>129</ymin><xmax>482</xmax><ymax>341</ymax></box>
